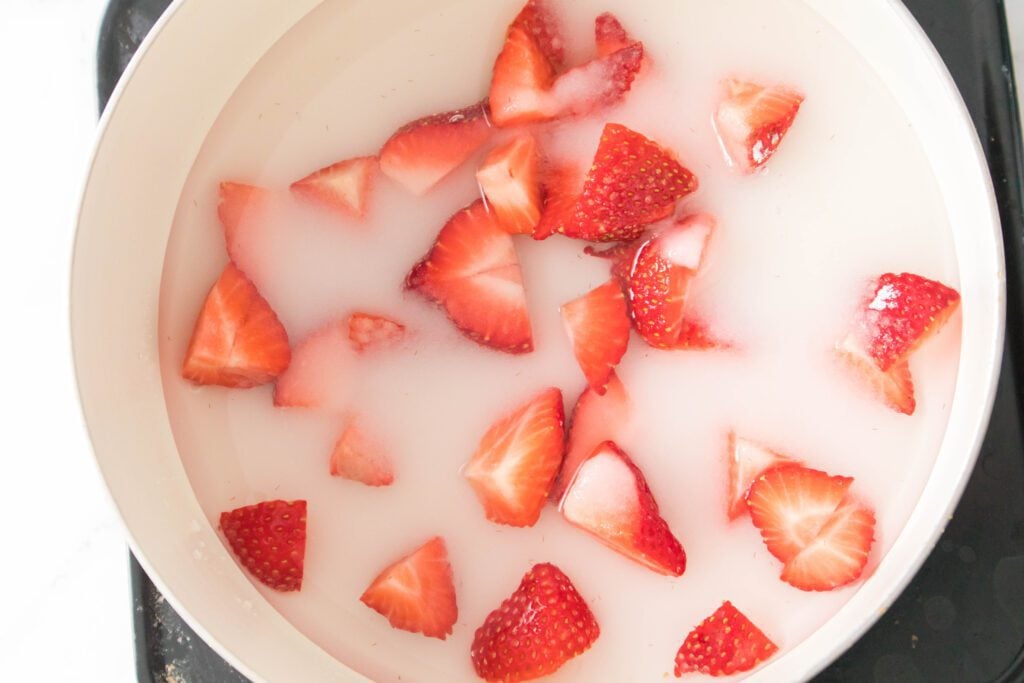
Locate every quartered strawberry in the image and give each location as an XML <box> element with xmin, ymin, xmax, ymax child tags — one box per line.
<box><xmin>836</xmin><ymin>336</ymin><xmax>916</xmax><ymax>415</ymax></box>
<box><xmin>560</xmin><ymin>441</ymin><xmax>686</xmax><ymax>576</ymax></box>
<box><xmin>290</xmin><ymin>156</ymin><xmax>377</xmax><ymax>219</ymax></box>
<box><xmin>509</xmin><ymin>0</ymin><xmax>565</xmax><ymax>69</ymax></box>
<box><xmin>217</xmin><ymin>182</ymin><xmax>270</xmax><ymax>262</ymax></box>
<box><xmin>551</xmin><ymin>372</ymin><xmax>630</xmax><ymax>502</ymax></box>
<box><xmin>533</xmin><ymin>164</ymin><xmax>584</xmax><ymax>240</ymax></box>
<box><xmin>545</xmin><ymin>43</ymin><xmax>645</xmax><ymax>121</ymax></box>
<box><xmin>463</xmin><ymin>387</ymin><xmax>565</xmax><ymax>527</ymax></box>
<box><xmin>745</xmin><ymin>465</ymin><xmax>853</xmax><ymax>564</ymax></box>
<box><xmin>674</xmin><ymin>601</ymin><xmax>779</xmax><ymax>677</ymax></box>
<box><xmin>379</xmin><ymin>102</ymin><xmax>492</xmax><ymax>195</ymax></box>
<box><xmin>360</xmin><ymin>536</ymin><xmax>458</xmax><ymax>639</ymax></box>
<box><xmin>561</xmin><ymin>281</ymin><xmax>630</xmax><ymax>395</ymax></box>
<box><xmin>406</xmin><ymin>200</ymin><xmax>534</xmax><ymax>354</ymax></box>
<box><xmin>489</xmin><ymin>23</ymin><xmax>558</xmax><ymax>127</ymax></box>
<box><xmin>476</xmin><ymin>134</ymin><xmax>542</xmax><ymax>235</ymax></box>
<box><xmin>561</xmin><ymin>124</ymin><xmax>697</xmax><ymax>242</ymax></box>
<box><xmin>220</xmin><ymin>499</ymin><xmax>306</xmax><ymax>592</ymax></box>
<box><xmin>330</xmin><ymin>418</ymin><xmax>394</xmax><ymax>486</ymax></box>
<box><xmin>471</xmin><ymin>563</ymin><xmax>599</xmax><ymax>682</ymax></box>
<box><xmin>780</xmin><ymin>498</ymin><xmax>875</xmax><ymax>592</ymax></box>
<box><xmin>726</xmin><ymin>434</ymin><xmax>797</xmax><ymax>521</ymax></box>
<box><xmin>714</xmin><ymin>79</ymin><xmax>804</xmax><ymax>173</ymax></box>
<box><xmin>273</xmin><ymin>319</ymin><xmax>351</xmax><ymax>409</ymax></box>
<box><xmin>347</xmin><ymin>312</ymin><xmax>406</xmax><ymax>352</ymax></box>
<box><xmin>595</xmin><ymin>12</ymin><xmax>634</xmax><ymax>57</ymax></box>
<box><xmin>182</xmin><ymin>264</ymin><xmax>291</xmax><ymax>388</ymax></box>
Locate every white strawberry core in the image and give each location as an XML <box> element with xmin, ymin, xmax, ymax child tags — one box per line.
<box><xmin>560</xmin><ymin>448</ymin><xmax>637</xmax><ymax>533</ymax></box>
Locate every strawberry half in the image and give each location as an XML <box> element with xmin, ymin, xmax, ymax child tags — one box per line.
<box><xmin>290</xmin><ymin>155</ymin><xmax>377</xmax><ymax>219</ymax></box>
<box><xmin>836</xmin><ymin>336</ymin><xmax>916</xmax><ymax>415</ymax></box>
<box><xmin>595</xmin><ymin>12</ymin><xmax>635</xmax><ymax>57</ymax></box>
<box><xmin>726</xmin><ymin>434</ymin><xmax>797</xmax><ymax>521</ymax></box>
<box><xmin>674</xmin><ymin>601</ymin><xmax>779</xmax><ymax>677</ymax></box>
<box><xmin>561</xmin><ymin>280</ymin><xmax>630</xmax><ymax>394</ymax></box>
<box><xmin>330</xmin><ymin>417</ymin><xmax>394</xmax><ymax>486</ymax></box>
<box><xmin>406</xmin><ymin>200</ymin><xmax>534</xmax><ymax>353</ymax></box>
<box><xmin>463</xmin><ymin>387</ymin><xmax>565</xmax><ymax>527</ymax></box>
<box><xmin>476</xmin><ymin>134</ymin><xmax>542</xmax><ymax>235</ymax></box>
<box><xmin>550</xmin><ymin>372</ymin><xmax>630</xmax><ymax>502</ymax></box>
<box><xmin>780</xmin><ymin>498</ymin><xmax>876</xmax><ymax>592</ymax></box>
<box><xmin>273</xmin><ymin>319</ymin><xmax>351</xmax><ymax>409</ymax></box>
<box><xmin>182</xmin><ymin>264</ymin><xmax>291</xmax><ymax>388</ymax></box>
<box><xmin>348</xmin><ymin>312</ymin><xmax>406</xmax><ymax>352</ymax></box>
<box><xmin>379</xmin><ymin>102</ymin><xmax>492</xmax><ymax>195</ymax></box>
<box><xmin>560</xmin><ymin>441</ymin><xmax>686</xmax><ymax>576</ymax></box>
<box><xmin>217</xmin><ymin>182</ymin><xmax>270</xmax><ymax>263</ymax></box>
<box><xmin>360</xmin><ymin>536</ymin><xmax>458</xmax><ymax>639</ymax></box>
<box><xmin>471</xmin><ymin>563</ymin><xmax>599</xmax><ymax>682</ymax></box>
<box><xmin>714</xmin><ymin>79</ymin><xmax>804</xmax><ymax>173</ymax></box>
<box><xmin>220</xmin><ymin>499</ymin><xmax>306</xmax><ymax>592</ymax></box>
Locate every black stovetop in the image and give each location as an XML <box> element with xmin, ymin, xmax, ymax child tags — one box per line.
<box><xmin>98</xmin><ymin>1</ymin><xmax>1024</xmax><ymax>681</ymax></box>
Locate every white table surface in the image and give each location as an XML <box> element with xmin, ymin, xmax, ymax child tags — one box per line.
<box><xmin>0</xmin><ymin>1</ymin><xmax>1021</xmax><ymax>681</ymax></box>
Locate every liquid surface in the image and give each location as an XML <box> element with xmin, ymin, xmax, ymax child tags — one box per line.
<box><xmin>159</xmin><ymin>0</ymin><xmax>962</xmax><ymax>680</ymax></box>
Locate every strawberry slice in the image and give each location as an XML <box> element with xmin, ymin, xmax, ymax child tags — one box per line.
<box><xmin>561</xmin><ymin>124</ymin><xmax>697</xmax><ymax>242</ymax></box>
<box><xmin>182</xmin><ymin>264</ymin><xmax>291</xmax><ymax>388</ymax></box>
<box><xmin>713</xmin><ymin>79</ymin><xmax>804</xmax><ymax>173</ymax></box>
<box><xmin>217</xmin><ymin>182</ymin><xmax>271</xmax><ymax>262</ymax></box>
<box><xmin>551</xmin><ymin>372</ymin><xmax>630</xmax><ymax>502</ymax></box>
<box><xmin>509</xmin><ymin>0</ymin><xmax>565</xmax><ymax>69</ymax></box>
<box><xmin>489</xmin><ymin>24</ymin><xmax>557</xmax><ymax>127</ymax></box>
<box><xmin>561</xmin><ymin>280</ymin><xmax>630</xmax><ymax>394</ymax></box>
<box><xmin>379</xmin><ymin>103</ymin><xmax>492</xmax><ymax>195</ymax></box>
<box><xmin>360</xmin><ymin>536</ymin><xmax>458</xmax><ymax>639</ymax></box>
<box><xmin>290</xmin><ymin>156</ymin><xmax>377</xmax><ymax>219</ymax></box>
<box><xmin>330</xmin><ymin>417</ymin><xmax>394</xmax><ymax>486</ymax></box>
<box><xmin>836</xmin><ymin>337</ymin><xmax>916</xmax><ymax>415</ymax></box>
<box><xmin>476</xmin><ymin>134</ymin><xmax>542</xmax><ymax>235</ymax></box>
<box><xmin>406</xmin><ymin>200</ymin><xmax>534</xmax><ymax>353</ymax></box>
<box><xmin>347</xmin><ymin>312</ymin><xmax>406</xmax><ymax>352</ymax></box>
<box><xmin>780</xmin><ymin>498</ymin><xmax>876</xmax><ymax>591</ymax></box>
<box><xmin>463</xmin><ymin>387</ymin><xmax>565</xmax><ymax>527</ymax></box>
<box><xmin>273</xmin><ymin>319</ymin><xmax>351</xmax><ymax>409</ymax></box>
<box><xmin>746</xmin><ymin>465</ymin><xmax>853</xmax><ymax>563</ymax></box>
<box><xmin>674</xmin><ymin>601</ymin><xmax>779</xmax><ymax>677</ymax></box>
<box><xmin>560</xmin><ymin>441</ymin><xmax>686</xmax><ymax>576</ymax></box>
<box><xmin>220</xmin><ymin>500</ymin><xmax>306</xmax><ymax>592</ymax></box>
<box><xmin>726</xmin><ymin>434</ymin><xmax>797</xmax><ymax>521</ymax></box>
<box><xmin>471</xmin><ymin>563</ymin><xmax>599</xmax><ymax>682</ymax></box>
<box><xmin>533</xmin><ymin>164</ymin><xmax>584</xmax><ymax>240</ymax></box>
<box><xmin>595</xmin><ymin>12</ymin><xmax>635</xmax><ymax>57</ymax></box>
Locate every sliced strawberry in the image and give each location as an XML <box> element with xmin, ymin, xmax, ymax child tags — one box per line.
<box><xmin>273</xmin><ymin>319</ymin><xmax>350</xmax><ymax>409</ymax></box>
<box><xmin>674</xmin><ymin>601</ymin><xmax>779</xmax><ymax>677</ymax></box>
<box><xmin>560</xmin><ymin>441</ymin><xmax>686</xmax><ymax>576</ymax></box>
<box><xmin>217</xmin><ymin>182</ymin><xmax>271</xmax><ymax>262</ymax></box>
<box><xmin>290</xmin><ymin>155</ymin><xmax>377</xmax><ymax>219</ymax></box>
<box><xmin>533</xmin><ymin>163</ymin><xmax>584</xmax><ymax>240</ymax></box>
<box><xmin>220</xmin><ymin>500</ymin><xmax>306</xmax><ymax>592</ymax></box>
<box><xmin>714</xmin><ymin>79</ymin><xmax>804</xmax><ymax>173</ymax></box>
<box><xmin>347</xmin><ymin>312</ymin><xmax>406</xmax><ymax>352</ymax></box>
<box><xmin>182</xmin><ymin>264</ymin><xmax>291</xmax><ymax>388</ymax></box>
<box><xmin>561</xmin><ymin>281</ymin><xmax>630</xmax><ymax>394</ymax></box>
<box><xmin>545</xmin><ymin>43</ymin><xmax>645</xmax><ymax>121</ymax></box>
<box><xmin>726</xmin><ymin>434</ymin><xmax>797</xmax><ymax>521</ymax></box>
<box><xmin>489</xmin><ymin>24</ymin><xmax>557</xmax><ymax>127</ymax></box>
<box><xmin>471</xmin><ymin>563</ymin><xmax>599</xmax><ymax>682</ymax></box>
<box><xmin>780</xmin><ymin>499</ymin><xmax>875</xmax><ymax>591</ymax></box>
<box><xmin>463</xmin><ymin>387</ymin><xmax>565</xmax><ymax>527</ymax></box>
<box><xmin>746</xmin><ymin>465</ymin><xmax>853</xmax><ymax>563</ymax></box>
<box><xmin>330</xmin><ymin>417</ymin><xmax>394</xmax><ymax>486</ymax></box>
<box><xmin>509</xmin><ymin>0</ymin><xmax>565</xmax><ymax>69</ymax></box>
<box><xmin>550</xmin><ymin>372</ymin><xmax>630</xmax><ymax>502</ymax></box>
<box><xmin>360</xmin><ymin>536</ymin><xmax>458</xmax><ymax>639</ymax></box>
<box><xmin>406</xmin><ymin>200</ymin><xmax>534</xmax><ymax>353</ymax></box>
<box><xmin>561</xmin><ymin>124</ymin><xmax>697</xmax><ymax>242</ymax></box>
<box><xmin>585</xmin><ymin>238</ymin><xmax>644</xmax><ymax>286</ymax></box>
<box><xmin>595</xmin><ymin>12</ymin><xmax>634</xmax><ymax>57</ymax></box>
<box><xmin>476</xmin><ymin>134</ymin><xmax>542</xmax><ymax>235</ymax></box>
<box><xmin>836</xmin><ymin>337</ymin><xmax>916</xmax><ymax>415</ymax></box>
<box><xmin>379</xmin><ymin>103</ymin><xmax>492</xmax><ymax>195</ymax></box>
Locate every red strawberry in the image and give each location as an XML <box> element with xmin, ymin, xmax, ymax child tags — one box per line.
<box><xmin>379</xmin><ymin>103</ymin><xmax>492</xmax><ymax>195</ymax></box>
<box><xmin>182</xmin><ymin>264</ymin><xmax>291</xmax><ymax>388</ymax></box>
<box><xmin>476</xmin><ymin>134</ymin><xmax>542</xmax><ymax>235</ymax></box>
<box><xmin>220</xmin><ymin>500</ymin><xmax>306</xmax><ymax>592</ymax></box>
<box><xmin>545</xmin><ymin>43</ymin><xmax>645</xmax><ymax>121</ymax></box>
<box><xmin>347</xmin><ymin>312</ymin><xmax>406</xmax><ymax>352</ymax></box>
<box><xmin>560</xmin><ymin>441</ymin><xmax>686</xmax><ymax>576</ymax></box>
<box><xmin>585</xmin><ymin>238</ymin><xmax>644</xmax><ymax>286</ymax></box>
<box><xmin>509</xmin><ymin>0</ymin><xmax>565</xmax><ymax>69</ymax></box>
<box><xmin>780</xmin><ymin>499</ymin><xmax>875</xmax><ymax>591</ymax></box>
<box><xmin>273</xmin><ymin>319</ymin><xmax>351</xmax><ymax>409</ymax></box>
<box><xmin>217</xmin><ymin>182</ymin><xmax>270</xmax><ymax>262</ymax></box>
<box><xmin>595</xmin><ymin>12</ymin><xmax>634</xmax><ymax>57</ymax></box>
<box><xmin>674</xmin><ymin>601</ymin><xmax>779</xmax><ymax>677</ymax></box>
<box><xmin>550</xmin><ymin>372</ymin><xmax>630</xmax><ymax>502</ymax></box>
<box><xmin>360</xmin><ymin>536</ymin><xmax>458</xmax><ymax>639</ymax></box>
<box><xmin>489</xmin><ymin>25</ymin><xmax>557</xmax><ymax>127</ymax></box>
<box><xmin>714</xmin><ymin>79</ymin><xmax>804</xmax><ymax>173</ymax></box>
<box><xmin>561</xmin><ymin>281</ymin><xmax>630</xmax><ymax>394</ymax></box>
<box><xmin>533</xmin><ymin>163</ymin><xmax>584</xmax><ymax>240</ymax></box>
<box><xmin>406</xmin><ymin>200</ymin><xmax>534</xmax><ymax>354</ymax></box>
<box><xmin>463</xmin><ymin>387</ymin><xmax>565</xmax><ymax>527</ymax></box>
<box><xmin>836</xmin><ymin>337</ymin><xmax>916</xmax><ymax>415</ymax></box>
<box><xmin>471</xmin><ymin>563</ymin><xmax>599</xmax><ymax>682</ymax></box>
<box><xmin>726</xmin><ymin>434</ymin><xmax>797</xmax><ymax>521</ymax></box>
<box><xmin>561</xmin><ymin>124</ymin><xmax>697</xmax><ymax>242</ymax></box>
<box><xmin>290</xmin><ymin>156</ymin><xmax>377</xmax><ymax>219</ymax></box>
<box><xmin>330</xmin><ymin>418</ymin><xmax>394</xmax><ymax>486</ymax></box>
<box><xmin>745</xmin><ymin>465</ymin><xmax>853</xmax><ymax>563</ymax></box>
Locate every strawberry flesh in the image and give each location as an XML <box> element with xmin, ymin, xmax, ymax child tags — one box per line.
<box><xmin>595</xmin><ymin>12</ymin><xmax>634</xmax><ymax>57</ymax></box>
<box><xmin>476</xmin><ymin>134</ymin><xmax>543</xmax><ymax>235</ymax></box>
<box><xmin>217</xmin><ymin>182</ymin><xmax>271</xmax><ymax>263</ymax></box>
<box><xmin>220</xmin><ymin>500</ymin><xmax>306</xmax><ymax>592</ymax></box>
<box><xmin>533</xmin><ymin>163</ymin><xmax>584</xmax><ymax>240</ymax></box>
<box><xmin>330</xmin><ymin>417</ymin><xmax>395</xmax><ymax>486</ymax></box>
<box><xmin>714</xmin><ymin>79</ymin><xmax>804</xmax><ymax>173</ymax></box>
<box><xmin>509</xmin><ymin>0</ymin><xmax>565</xmax><ymax>69</ymax></box>
<box><xmin>674</xmin><ymin>601</ymin><xmax>779</xmax><ymax>677</ymax></box>
<box><xmin>726</xmin><ymin>434</ymin><xmax>797</xmax><ymax>521</ymax></box>
<box><xmin>290</xmin><ymin>156</ymin><xmax>377</xmax><ymax>219</ymax></box>
<box><xmin>489</xmin><ymin>25</ymin><xmax>557</xmax><ymax>127</ymax></box>
<box><xmin>780</xmin><ymin>499</ymin><xmax>876</xmax><ymax>592</ymax></box>
<box><xmin>348</xmin><ymin>312</ymin><xmax>406</xmax><ymax>352</ymax></box>
<box><xmin>836</xmin><ymin>335</ymin><xmax>916</xmax><ymax>415</ymax></box>
<box><xmin>561</xmin><ymin>280</ymin><xmax>630</xmax><ymax>395</ymax></box>
<box><xmin>545</xmin><ymin>44</ymin><xmax>645</xmax><ymax>122</ymax></box>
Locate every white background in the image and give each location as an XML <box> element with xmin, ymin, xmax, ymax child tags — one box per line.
<box><xmin>0</xmin><ymin>1</ymin><xmax>1021</xmax><ymax>681</ymax></box>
